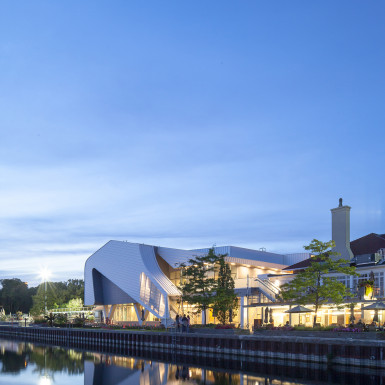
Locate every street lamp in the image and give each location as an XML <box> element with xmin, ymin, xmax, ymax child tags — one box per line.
<box><xmin>39</xmin><ymin>268</ymin><xmax>51</xmax><ymax>315</ymax></box>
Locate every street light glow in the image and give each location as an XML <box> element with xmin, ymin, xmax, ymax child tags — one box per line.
<box><xmin>39</xmin><ymin>268</ymin><xmax>51</xmax><ymax>282</ymax></box>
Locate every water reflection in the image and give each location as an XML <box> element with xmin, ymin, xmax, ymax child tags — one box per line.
<box><xmin>85</xmin><ymin>358</ymin><xmax>239</xmax><ymax>385</ymax></box>
<box><xmin>0</xmin><ymin>339</ymin><xmax>384</xmax><ymax>385</ymax></box>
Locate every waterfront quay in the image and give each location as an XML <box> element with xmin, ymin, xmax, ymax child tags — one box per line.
<box><xmin>1</xmin><ymin>325</ymin><xmax>385</xmax><ymax>369</ymax></box>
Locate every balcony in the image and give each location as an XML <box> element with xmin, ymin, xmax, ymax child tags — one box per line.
<box><xmin>345</xmin><ymin>287</ymin><xmax>385</xmax><ymax>301</ymax></box>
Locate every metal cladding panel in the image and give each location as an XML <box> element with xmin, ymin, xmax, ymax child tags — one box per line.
<box><xmin>156</xmin><ymin>246</ymin><xmax>205</xmax><ymax>268</ymax></box>
<box><xmin>228</xmin><ymin>246</ymin><xmax>285</xmax><ymax>265</ymax></box>
<box><xmin>225</xmin><ymin>256</ymin><xmax>286</xmax><ymax>269</ymax></box>
<box><xmin>92</xmin><ymin>269</ymin><xmax>135</xmax><ymax>304</ymax></box>
<box><xmin>193</xmin><ymin>246</ymin><xmax>286</xmax><ymax>266</ymax></box>
<box><xmin>192</xmin><ymin>246</ymin><xmax>231</xmax><ymax>255</ymax></box>
<box><xmin>84</xmin><ymin>241</ymin><xmax>172</xmax><ymax>317</ymax></box>
<box><xmin>139</xmin><ymin>244</ymin><xmax>180</xmax><ymax>296</ymax></box>
<box><xmin>283</xmin><ymin>253</ymin><xmax>311</xmax><ymax>266</ymax></box>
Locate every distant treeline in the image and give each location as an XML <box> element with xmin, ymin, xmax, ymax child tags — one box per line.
<box><xmin>0</xmin><ymin>278</ymin><xmax>84</xmax><ymax>315</ymax></box>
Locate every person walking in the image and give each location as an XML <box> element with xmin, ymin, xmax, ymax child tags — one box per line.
<box><xmin>186</xmin><ymin>315</ymin><xmax>190</xmax><ymax>333</ymax></box>
<box><xmin>175</xmin><ymin>314</ymin><xmax>180</xmax><ymax>332</ymax></box>
<box><xmin>182</xmin><ymin>314</ymin><xmax>188</xmax><ymax>333</ymax></box>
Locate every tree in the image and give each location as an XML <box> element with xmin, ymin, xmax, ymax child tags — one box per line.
<box><xmin>177</xmin><ymin>248</ymin><xmax>219</xmax><ymax>324</ymax></box>
<box><xmin>66</xmin><ymin>298</ymin><xmax>83</xmax><ymax>309</ymax></box>
<box><xmin>30</xmin><ymin>282</ymin><xmax>61</xmax><ymax>315</ymax></box>
<box><xmin>177</xmin><ymin>248</ymin><xmax>238</xmax><ymax>325</ymax></box>
<box><xmin>30</xmin><ymin>279</ymin><xmax>84</xmax><ymax>315</ymax></box>
<box><xmin>281</xmin><ymin>239</ymin><xmax>358</xmax><ymax>327</ymax></box>
<box><xmin>65</xmin><ymin>279</ymin><xmax>84</xmax><ymax>301</ymax></box>
<box><xmin>212</xmin><ymin>255</ymin><xmax>238</xmax><ymax>325</ymax></box>
<box><xmin>0</xmin><ymin>279</ymin><xmax>32</xmax><ymax>313</ymax></box>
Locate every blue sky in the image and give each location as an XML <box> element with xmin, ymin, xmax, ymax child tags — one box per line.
<box><xmin>0</xmin><ymin>1</ymin><xmax>384</xmax><ymax>286</ymax></box>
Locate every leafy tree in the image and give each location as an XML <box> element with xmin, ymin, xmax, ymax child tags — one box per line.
<box><xmin>177</xmin><ymin>248</ymin><xmax>218</xmax><ymax>324</ymax></box>
<box><xmin>212</xmin><ymin>255</ymin><xmax>238</xmax><ymax>324</ymax></box>
<box><xmin>30</xmin><ymin>279</ymin><xmax>84</xmax><ymax>315</ymax></box>
<box><xmin>30</xmin><ymin>282</ymin><xmax>62</xmax><ymax>315</ymax></box>
<box><xmin>65</xmin><ymin>279</ymin><xmax>84</xmax><ymax>301</ymax></box>
<box><xmin>281</xmin><ymin>239</ymin><xmax>358</xmax><ymax>327</ymax></box>
<box><xmin>178</xmin><ymin>248</ymin><xmax>237</xmax><ymax>325</ymax></box>
<box><xmin>66</xmin><ymin>298</ymin><xmax>83</xmax><ymax>309</ymax></box>
<box><xmin>0</xmin><ymin>279</ymin><xmax>32</xmax><ymax>313</ymax></box>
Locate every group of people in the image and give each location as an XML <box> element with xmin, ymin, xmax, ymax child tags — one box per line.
<box><xmin>175</xmin><ymin>314</ymin><xmax>190</xmax><ymax>333</ymax></box>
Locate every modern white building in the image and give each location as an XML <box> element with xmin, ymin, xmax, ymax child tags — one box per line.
<box><xmin>84</xmin><ymin>243</ymin><xmax>306</xmax><ymax>327</ymax></box>
<box><xmin>85</xmin><ymin>199</ymin><xmax>385</xmax><ymax>328</ymax></box>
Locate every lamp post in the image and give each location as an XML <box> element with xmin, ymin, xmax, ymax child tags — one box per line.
<box><xmin>39</xmin><ymin>268</ymin><xmax>51</xmax><ymax>315</ymax></box>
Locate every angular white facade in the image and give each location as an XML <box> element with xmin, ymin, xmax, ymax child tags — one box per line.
<box><xmin>84</xmin><ymin>241</ymin><xmax>305</xmax><ymax>326</ymax></box>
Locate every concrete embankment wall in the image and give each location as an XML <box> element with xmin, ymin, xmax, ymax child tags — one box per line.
<box><xmin>1</xmin><ymin>326</ymin><xmax>385</xmax><ymax>369</ymax></box>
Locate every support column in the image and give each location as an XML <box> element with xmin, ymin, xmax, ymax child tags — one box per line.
<box><xmin>289</xmin><ymin>305</ymin><xmax>292</xmax><ymax>326</ymax></box>
<box><xmin>240</xmin><ymin>297</ymin><xmax>245</xmax><ymax>328</ymax></box>
<box><xmin>102</xmin><ymin>305</ymin><xmax>109</xmax><ymax>323</ymax></box>
<box><xmin>201</xmin><ymin>310</ymin><xmax>206</xmax><ymax>325</ymax></box>
<box><xmin>164</xmin><ymin>297</ymin><xmax>169</xmax><ymax>328</ymax></box>
<box><xmin>108</xmin><ymin>305</ymin><xmax>116</xmax><ymax>322</ymax></box>
<box><xmin>134</xmin><ymin>303</ymin><xmax>144</xmax><ymax>326</ymax></box>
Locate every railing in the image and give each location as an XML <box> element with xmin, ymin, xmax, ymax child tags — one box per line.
<box><xmin>234</xmin><ymin>277</ymin><xmax>280</xmax><ymax>302</ymax></box>
<box><xmin>259</xmin><ymin>279</ymin><xmax>280</xmax><ymax>295</ymax></box>
<box><xmin>48</xmin><ymin>306</ymin><xmax>94</xmax><ymax>314</ymax></box>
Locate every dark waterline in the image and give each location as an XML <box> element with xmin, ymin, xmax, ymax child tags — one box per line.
<box><xmin>0</xmin><ymin>339</ymin><xmax>384</xmax><ymax>385</ymax></box>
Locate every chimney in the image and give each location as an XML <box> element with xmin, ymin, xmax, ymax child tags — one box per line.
<box><xmin>330</xmin><ymin>198</ymin><xmax>354</xmax><ymax>261</ymax></box>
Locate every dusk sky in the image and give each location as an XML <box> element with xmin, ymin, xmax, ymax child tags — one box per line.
<box><xmin>1</xmin><ymin>1</ymin><xmax>384</xmax><ymax>287</ymax></box>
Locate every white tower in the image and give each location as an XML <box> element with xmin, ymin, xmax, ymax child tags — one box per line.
<box><xmin>330</xmin><ymin>198</ymin><xmax>354</xmax><ymax>261</ymax></box>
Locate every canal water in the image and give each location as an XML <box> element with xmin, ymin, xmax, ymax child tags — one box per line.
<box><xmin>0</xmin><ymin>338</ymin><xmax>384</xmax><ymax>385</ymax></box>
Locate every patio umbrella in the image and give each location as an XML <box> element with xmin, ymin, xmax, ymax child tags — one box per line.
<box><xmin>362</xmin><ymin>302</ymin><xmax>385</xmax><ymax>310</ymax></box>
<box><xmin>349</xmin><ymin>303</ymin><xmax>355</xmax><ymax>323</ymax></box>
<box><xmin>284</xmin><ymin>305</ymin><xmax>314</xmax><ymax>313</ymax></box>
<box><xmin>264</xmin><ymin>307</ymin><xmax>269</xmax><ymax>324</ymax></box>
<box><xmin>284</xmin><ymin>306</ymin><xmax>313</xmax><ymax>326</ymax></box>
<box><xmin>362</xmin><ymin>302</ymin><xmax>385</xmax><ymax>323</ymax></box>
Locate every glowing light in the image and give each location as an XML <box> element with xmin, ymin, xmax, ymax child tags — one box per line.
<box><xmin>39</xmin><ymin>375</ymin><xmax>52</xmax><ymax>385</ymax></box>
<box><xmin>39</xmin><ymin>268</ymin><xmax>51</xmax><ymax>282</ymax></box>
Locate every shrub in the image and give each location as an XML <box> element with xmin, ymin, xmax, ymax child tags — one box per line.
<box><xmin>73</xmin><ymin>317</ymin><xmax>86</xmax><ymax>328</ymax></box>
<box><xmin>191</xmin><ymin>323</ymin><xmax>216</xmax><ymax>329</ymax></box>
<box><xmin>215</xmin><ymin>324</ymin><xmax>235</xmax><ymax>329</ymax></box>
<box><xmin>54</xmin><ymin>314</ymin><xmax>68</xmax><ymax>326</ymax></box>
<box><xmin>333</xmin><ymin>327</ymin><xmax>362</xmax><ymax>333</ymax></box>
<box><xmin>33</xmin><ymin>317</ymin><xmax>47</xmax><ymax>325</ymax></box>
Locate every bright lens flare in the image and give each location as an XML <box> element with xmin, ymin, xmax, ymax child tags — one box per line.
<box><xmin>39</xmin><ymin>375</ymin><xmax>52</xmax><ymax>385</ymax></box>
<box><xmin>39</xmin><ymin>268</ymin><xmax>51</xmax><ymax>282</ymax></box>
